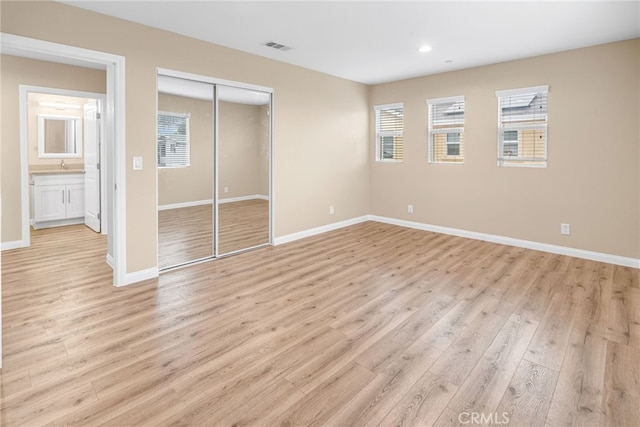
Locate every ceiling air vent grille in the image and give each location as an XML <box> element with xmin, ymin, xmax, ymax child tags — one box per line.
<box><xmin>264</xmin><ymin>41</ymin><xmax>292</xmax><ymax>52</ymax></box>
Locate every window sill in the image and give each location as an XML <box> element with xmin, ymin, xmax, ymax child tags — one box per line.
<box><xmin>430</xmin><ymin>160</ymin><xmax>464</xmax><ymax>165</ymax></box>
<box><xmin>158</xmin><ymin>165</ymin><xmax>191</xmax><ymax>169</ymax></box>
<box><xmin>497</xmin><ymin>161</ymin><xmax>547</xmax><ymax>168</ymax></box>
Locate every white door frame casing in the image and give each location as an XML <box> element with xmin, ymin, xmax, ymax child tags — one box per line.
<box><xmin>19</xmin><ymin>85</ymin><xmax>107</xmax><ymax>235</ymax></box>
<box><xmin>1</xmin><ymin>33</ymin><xmax>127</xmax><ymax>286</ymax></box>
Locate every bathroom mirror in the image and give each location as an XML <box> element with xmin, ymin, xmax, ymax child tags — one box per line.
<box><xmin>38</xmin><ymin>114</ymin><xmax>83</xmax><ymax>158</ymax></box>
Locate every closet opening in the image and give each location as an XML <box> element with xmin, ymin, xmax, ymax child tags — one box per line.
<box><xmin>156</xmin><ymin>70</ymin><xmax>273</xmax><ymax>271</ymax></box>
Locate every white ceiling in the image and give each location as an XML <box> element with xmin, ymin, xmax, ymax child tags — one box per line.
<box><xmin>62</xmin><ymin>1</ymin><xmax>640</xmax><ymax>85</ymax></box>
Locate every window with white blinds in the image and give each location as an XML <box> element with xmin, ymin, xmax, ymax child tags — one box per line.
<box><xmin>496</xmin><ymin>85</ymin><xmax>548</xmax><ymax>167</ymax></box>
<box><xmin>374</xmin><ymin>103</ymin><xmax>403</xmax><ymax>162</ymax></box>
<box><xmin>427</xmin><ymin>95</ymin><xmax>465</xmax><ymax>164</ymax></box>
<box><xmin>157</xmin><ymin>111</ymin><xmax>190</xmax><ymax>168</ymax></box>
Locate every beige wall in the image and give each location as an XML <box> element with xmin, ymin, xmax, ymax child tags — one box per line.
<box><xmin>157</xmin><ymin>93</ymin><xmax>213</xmax><ymax>206</ymax></box>
<box><xmin>1</xmin><ymin>1</ymin><xmax>370</xmax><ymax>273</ymax></box>
<box><xmin>370</xmin><ymin>39</ymin><xmax>640</xmax><ymax>259</ymax></box>
<box><xmin>0</xmin><ymin>54</ymin><xmax>106</xmax><ymax>243</ymax></box>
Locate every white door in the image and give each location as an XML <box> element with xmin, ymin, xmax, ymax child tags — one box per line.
<box><xmin>84</xmin><ymin>100</ymin><xmax>101</xmax><ymax>232</ymax></box>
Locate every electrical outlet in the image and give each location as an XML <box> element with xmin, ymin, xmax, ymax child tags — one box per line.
<box><xmin>561</xmin><ymin>223</ymin><xmax>570</xmax><ymax>235</ymax></box>
<box><xmin>329</xmin><ymin>205</ymin><xmax>335</xmax><ymax>215</ymax></box>
<box><xmin>408</xmin><ymin>204</ymin><xmax>414</xmax><ymax>214</ymax></box>
<box><xmin>224</xmin><ymin>187</ymin><xmax>229</xmax><ymax>193</ymax></box>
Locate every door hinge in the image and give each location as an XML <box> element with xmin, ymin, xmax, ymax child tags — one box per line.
<box><xmin>98</xmin><ymin>213</ymin><xmax>101</xmax><ymax>220</ymax></box>
<box><xmin>96</xmin><ymin>112</ymin><xmax>102</xmax><ymax>119</ymax></box>
<box><xmin>97</xmin><ymin>162</ymin><xmax>100</xmax><ymax>170</ymax></box>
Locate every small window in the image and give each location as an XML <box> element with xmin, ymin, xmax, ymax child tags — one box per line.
<box><xmin>502</xmin><ymin>130</ymin><xmax>519</xmax><ymax>157</ymax></box>
<box><xmin>427</xmin><ymin>95</ymin><xmax>465</xmax><ymax>163</ymax></box>
<box><xmin>446</xmin><ymin>132</ymin><xmax>461</xmax><ymax>156</ymax></box>
<box><xmin>374</xmin><ymin>103</ymin><xmax>403</xmax><ymax>162</ymax></box>
<box><xmin>496</xmin><ymin>85</ymin><xmax>548</xmax><ymax>167</ymax></box>
<box><xmin>157</xmin><ymin>111</ymin><xmax>190</xmax><ymax>168</ymax></box>
<box><xmin>381</xmin><ymin>136</ymin><xmax>396</xmax><ymax>159</ymax></box>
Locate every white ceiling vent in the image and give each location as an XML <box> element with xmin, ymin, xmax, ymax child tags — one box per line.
<box><xmin>264</xmin><ymin>41</ymin><xmax>292</xmax><ymax>52</ymax></box>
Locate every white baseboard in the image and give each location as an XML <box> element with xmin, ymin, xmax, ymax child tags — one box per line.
<box><xmin>32</xmin><ymin>218</ymin><xmax>83</xmax><ymax>230</ymax></box>
<box><xmin>158</xmin><ymin>199</ymin><xmax>212</xmax><ymax>211</ymax></box>
<box><xmin>119</xmin><ymin>213</ymin><xmax>638</xmax><ymax>287</ymax></box>
<box><xmin>106</xmin><ymin>253</ymin><xmax>114</xmax><ymax>269</ymax></box>
<box><xmin>1</xmin><ymin>240</ymin><xmax>26</xmax><ymax>251</ymax></box>
<box><xmin>274</xmin><ymin>216</ymin><xmax>369</xmax><ymax>246</ymax></box>
<box><xmin>158</xmin><ymin>195</ymin><xmax>269</xmax><ymax>210</ymax></box>
<box><xmin>219</xmin><ymin>194</ymin><xmax>268</xmax><ymax>204</ymax></box>
<box><xmin>370</xmin><ymin>215</ymin><xmax>640</xmax><ymax>268</ymax></box>
<box><xmin>118</xmin><ymin>266</ymin><xmax>159</xmax><ymax>287</ymax></box>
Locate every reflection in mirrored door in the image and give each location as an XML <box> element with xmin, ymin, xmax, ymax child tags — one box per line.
<box><xmin>216</xmin><ymin>86</ymin><xmax>271</xmax><ymax>255</ymax></box>
<box><xmin>157</xmin><ymin>76</ymin><xmax>214</xmax><ymax>269</ymax></box>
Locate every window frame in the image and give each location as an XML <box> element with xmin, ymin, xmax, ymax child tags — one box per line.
<box><xmin>157</xmin><ymin>110</ymin><xmax>191</xmax><ymax>168</ymax></box>
<box><xmin>496</xmin><ymin>85</ymin><xmax>548</xmax><ymax>168</ymax></box>
<box><xmin>502</xmin><ymin>129</ymin><xmax>519</xmax><ymax>157</ymax></box>
<box><xmin>446</xmin><ymin>132</ymin><xmax>461</xmax><ymax>156</ymax></box>
<box><xmin>374</xmin><ymin>102</ymin><xmax>404</xmax><ymax>163</ymax></box>
<box><xmin>427</xmin><ymin>95</ymin><xmax>465</xmax><ymax>164</ymax></box>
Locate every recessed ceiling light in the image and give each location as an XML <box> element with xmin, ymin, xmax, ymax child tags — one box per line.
<box><xmin>418</xmin><ymin>45</ymin><xmax>432</xmax><ymax>53</ymax></box>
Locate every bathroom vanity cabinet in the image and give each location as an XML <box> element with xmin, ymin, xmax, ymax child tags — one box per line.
<box><xmin>32</xmin><ymin>172</ymin><xmax>84</xmax><ymax>229</ymax></box>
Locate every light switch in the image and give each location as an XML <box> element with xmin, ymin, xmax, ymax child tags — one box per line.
<box><xmin>133</xmin><ymin>156</ymin><xmax>143</xmax><ymax>171</ymax></box>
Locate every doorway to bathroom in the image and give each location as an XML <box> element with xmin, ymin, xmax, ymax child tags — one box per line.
<box><xmin>21</xmin><ymin>87</ymin><xmax>107</xmax><ymax>237</ymax></box>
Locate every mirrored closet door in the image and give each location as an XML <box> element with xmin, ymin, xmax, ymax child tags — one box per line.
<box><xmin>157</xmin><ymin>72</ymin><xmax>272</xmax><ymax>270</ymax></box>
<box><xmin>157</xmin><ymin>76</ymin><xmax>215</xmax><ymax>269</ymax></box>
<box><xmin>217</xmin><ymin>85</ymin><xmax>271</xmax><ymax>255</ymax></box>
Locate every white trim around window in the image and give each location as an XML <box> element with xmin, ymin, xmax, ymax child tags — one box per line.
<box><xmin>374</xmin><ymin>102</ymin><xmax>404</xmax><ymax>162</ymax></box>
<box><xmin>496</xmin><ymin>85</ymin><xmax>549</xmax><ymax>168</ymax></box>
<box><xmin>427</xmin><ymin>95</ymin><xmax>465</xmax><ymax>164</ymax></box>
<box><xmin>495</xmin><ymin>85</ymin><xmax>549</xmax><ymax>99</ymax></box>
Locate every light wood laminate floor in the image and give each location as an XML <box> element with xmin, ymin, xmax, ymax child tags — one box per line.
<box><xmin>1</xmin><ymin>221</ymin><xmax>639</xmax><ymax>426</ymax></box>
